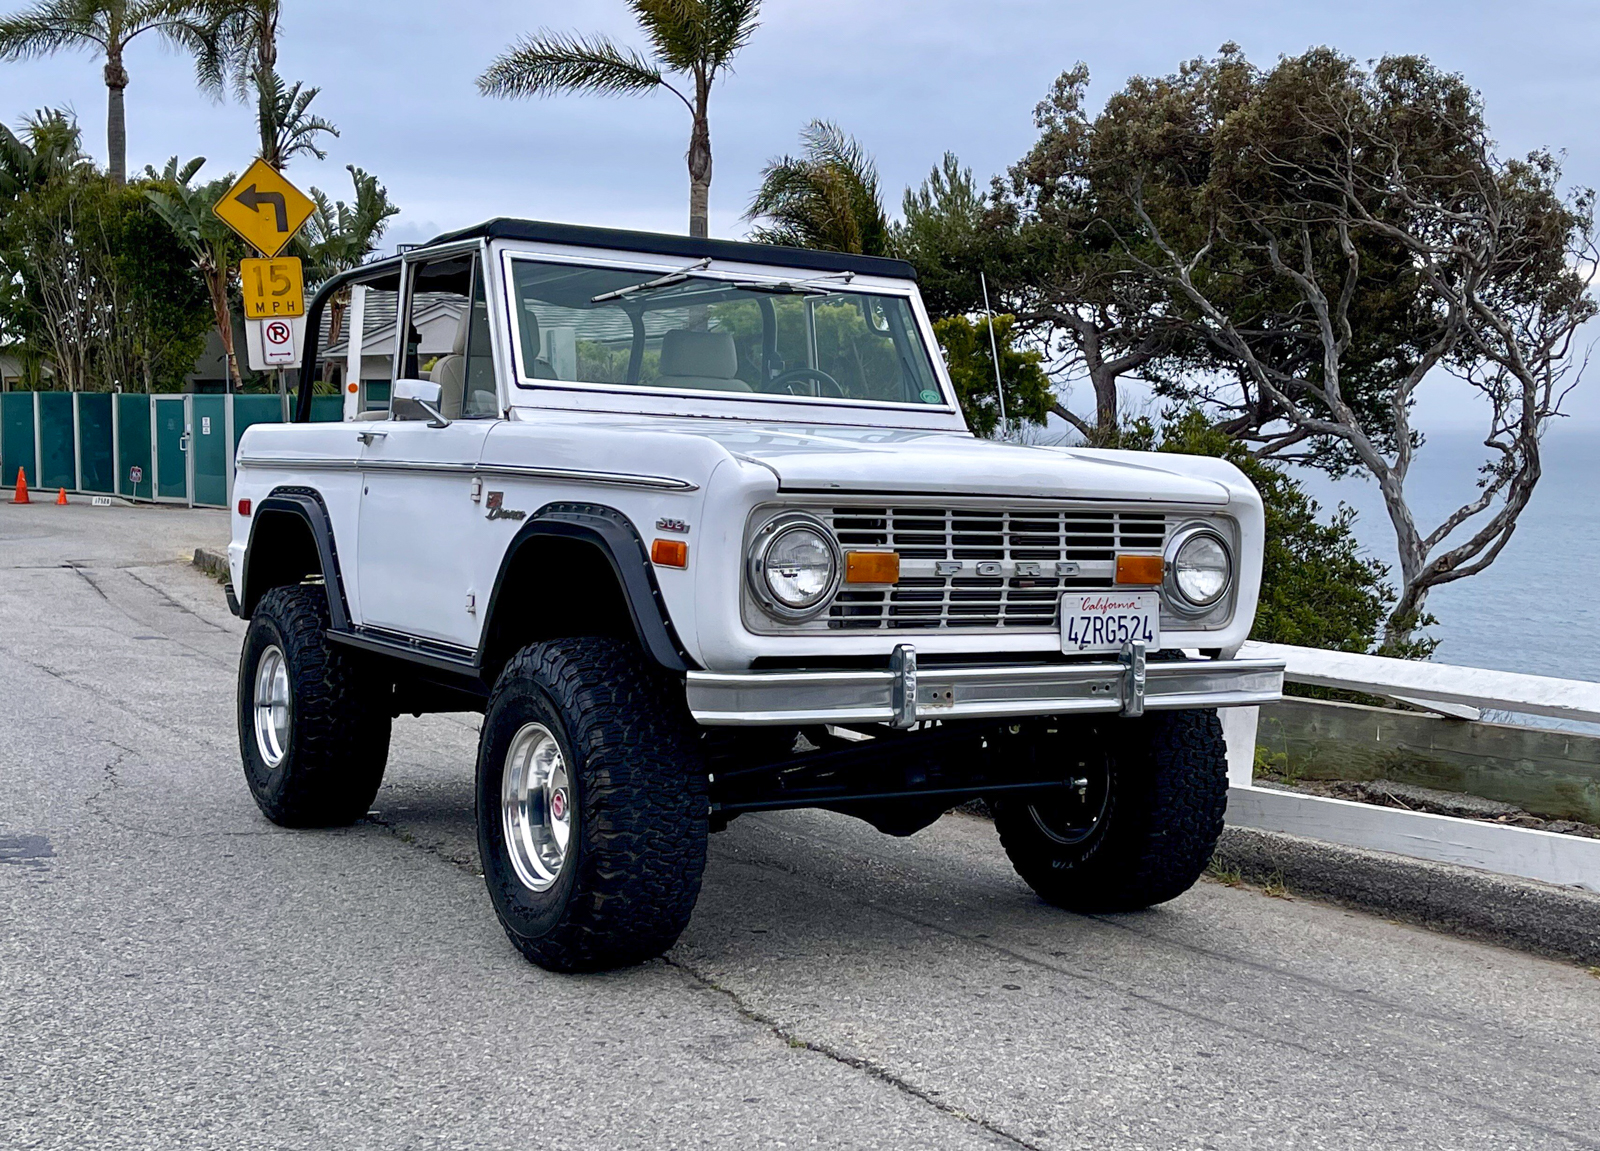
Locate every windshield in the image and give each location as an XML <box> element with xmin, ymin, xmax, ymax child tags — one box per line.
<box><xmin>506</xmin><ymin>257</ymin><xmax>946</xmax><ymax>407</ymax></box>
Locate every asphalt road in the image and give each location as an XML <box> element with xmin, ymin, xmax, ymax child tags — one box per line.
<box><xmin>3</xmin><ymin>502</ymin><xmax>1598</xmax><ymax>1151</ymax></box>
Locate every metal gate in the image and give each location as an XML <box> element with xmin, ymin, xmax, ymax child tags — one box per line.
<box><xmin>0</xmin><ymin>390</ymin><xmax>340</xmax><ymax>506</ymax></box>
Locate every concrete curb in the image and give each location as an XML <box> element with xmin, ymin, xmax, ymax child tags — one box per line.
<box><xmin>192</xmin><ymin>547</ymin><xmax>229</xmax><ymax>581</ymax></box>
<box><xmin>1215</xmin><ymin>824</ymin><xmax>1600</xmax><ymax>967</ymax></box>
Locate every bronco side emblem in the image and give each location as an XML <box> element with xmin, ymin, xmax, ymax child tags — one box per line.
<box><xmin>485</xmin><ymin>492</ymin><xmax>527</xmax><ymax>521</ymax></box>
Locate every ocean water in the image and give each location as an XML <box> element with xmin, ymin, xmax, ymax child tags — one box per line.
<box><xmin>1299</xmin><ymin>426</ymin><xmax>1600</xmax><ymax>682</ymax></box>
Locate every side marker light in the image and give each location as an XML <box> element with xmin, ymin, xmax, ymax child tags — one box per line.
<box><xmin>652</xmin><ymin>539</ymin><xmax>689</xmax><ymax>568</ymax></box>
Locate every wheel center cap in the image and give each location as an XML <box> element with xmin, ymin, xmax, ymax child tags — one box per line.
<box><xmin>550</xmin><ymin>788</ymin><xmax>568</xmax><ymax>821</ymax></box>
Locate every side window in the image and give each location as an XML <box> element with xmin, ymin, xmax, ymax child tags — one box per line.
<box><xmin>403</xmin><ymin>253</ymin><xmax>497</xmax><ymax>420</ymax></box>
<box><xmin>463</xmin><ymin>262</ymin><xmax>498</xmax><ymax>417</ymax></box>
<box><xmin>316</xmin><ymin>280</ymin><xmax>398</xmax><ymax>414</ymax></box>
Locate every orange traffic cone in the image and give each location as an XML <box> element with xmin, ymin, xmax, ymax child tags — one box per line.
<box><xmin>10</xmin><ymin>468</ymin><xmax>29</xmax><ymax>504</ymax></box>
<box><xmin>56</xmin><ymin>487</ymin><xmax>69</xmax><ymax>506</ymax></box>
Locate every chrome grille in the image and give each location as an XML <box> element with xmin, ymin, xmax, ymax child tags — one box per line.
<box><xmin>821</xmin><ymin>507</ymin><xmax>1169</xmax><ymax>632</ymax></box>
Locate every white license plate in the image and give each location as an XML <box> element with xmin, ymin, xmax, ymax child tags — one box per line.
<box><xmin>1060</xmin><ymin>591</ymin><xmax>1161</xmax><ymax>654</ymax></box>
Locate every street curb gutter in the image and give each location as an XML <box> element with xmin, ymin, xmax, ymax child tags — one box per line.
<box><xmin>192</xmin><ymin>547</ymin><xmax>229</xmax><ymax>581</ymax></box>
<box><xmin>1215</xmin><ymin>825</ymin><xmax>1600</xmax><ymax>967</ymax></box>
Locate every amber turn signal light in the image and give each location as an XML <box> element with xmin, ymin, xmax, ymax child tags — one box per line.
<box><xmin>1115</xmin><ymin>554</ymin><xmax>1165</xmax><ymax>586</ymax></box>
<box><xmin>651</xmin><ymin>539</ymin><xmax>689</xmax><ymax>568</ymax></box>
<box><xmin>845</xmin><ymin>551</ymin><xmax>901</xmax><ymax>584</ymax></box>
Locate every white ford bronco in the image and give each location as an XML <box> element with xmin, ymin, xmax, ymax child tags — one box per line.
<box><xmin>226</xmin><ymin>220</ymin><xmax>1285</xmax><ymax>972</ymax></box>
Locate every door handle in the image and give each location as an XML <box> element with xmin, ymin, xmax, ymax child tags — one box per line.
<box><xmin>178</xmin><ymin>434</ymin><xmax>191</xmax><ymax>452</ymax></box>
<box><xmin>357</xmin><ymin>430</ymin><xmax>388</xmax><ymax>445</ymax></box>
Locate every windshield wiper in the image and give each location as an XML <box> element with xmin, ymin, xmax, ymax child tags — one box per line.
<box><xmin>590</xmin><ymin>258</ymin><xmax>712</xmax><ymax>304</ymax></box>
<box><xmin>729</xmin><ymin>280</ymin><xmax>834</xmax><ymax>297</ymax></box>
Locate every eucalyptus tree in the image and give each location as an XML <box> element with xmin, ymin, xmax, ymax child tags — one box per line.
<box><xmin>0</xmin><ymin>0</ymin><xmax>212</xmax><ymax>183</ymax></box>
<box><xmin>478</xmin><ymin>0</ymin><xmax>761</xmax><ymax>238</ymax></box>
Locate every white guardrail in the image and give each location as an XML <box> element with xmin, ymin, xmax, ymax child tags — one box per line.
<box><xmin>1223</xmin><ymin>642</ymin><xmax>1600</xmax><ymax>893</ymax></box>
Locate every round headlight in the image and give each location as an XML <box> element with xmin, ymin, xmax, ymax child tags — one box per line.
<box><xmin>1171</xmin><ymin>530</ymin><xmax>1232</xmax><ymax>609</ymax></box>
<box><xmin>752</xmin><ymin>518</ymin><xmax>840</xmax><ymax>617</ymax></box>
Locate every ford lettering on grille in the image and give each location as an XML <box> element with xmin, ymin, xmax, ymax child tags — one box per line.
<box><xmin>815</xmin><ymin>506</ymin><xmax>1170</xmax><ymax>632</ymax></box>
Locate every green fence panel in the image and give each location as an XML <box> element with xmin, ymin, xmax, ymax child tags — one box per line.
<box><xmin>153</xmin><ymin>397</ymin><xmax>187</xmax><ymax>501</ymax></box>
<box><xmin>116</xmin><ymin>394</ymin><xmax>153</xmax><ymax>500</ymax></box>
<box><xmin>191</xmin><ymin>396</ymin><xmax>228</xmax><ymax>507</ymax></box>
<box><xmin>36</xmin><ymin>392</ymin><xmax>75</xmax><ymax>491</ymax></box>
<box><xmin>309</xmin><ymin>395</ymin><xmax>344</xmax><ymax>422</ymax></box>
<box><xmin>233</xmin><ymin>395</ymin><xmax>286</xmax><ymax>456</ymax></box>
<box><xmin>1</xmin><ymin>392</ymin><xmax>36</xmax><ymax>489</ymax></box>
<box><xmin>76</xmin><ymin>393</ymin><xmax>114</xmax><ymax>493</ymax></box>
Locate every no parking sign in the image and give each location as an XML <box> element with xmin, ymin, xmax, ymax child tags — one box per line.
<box><xmin>246</xmin><ymin>315</ymin><xmax>305</xmax><ymax>371</ymax></box>
<box><xmin>262</xmin><ymin>320</ymin><xmax>296</xmax><ymax>365</ymax></box>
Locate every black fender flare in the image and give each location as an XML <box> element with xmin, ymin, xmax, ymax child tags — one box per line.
<box><xmin>480</xmin><ymin>502</ymin><xmax>693</xmax><ymax>673</ymax></box>
<box><xmin>239</xmin><ymin>488</ymin><xmax>351</xmax><ymax>631</ymax></box>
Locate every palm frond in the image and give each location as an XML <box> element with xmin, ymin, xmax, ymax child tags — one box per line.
<box><xmin>702</xmin><ymin>0</ymin><xmax>760</xmax><ymax>67</ymax></box>
<box><xmin>478</xmin><ymin>29</ymin><xmax>665</xmax><ymax>100</ymax></box>
<box><xmin>746</xmin><ymin>120</ymin><xmax>889</xmax><ymax>256</ymax></box>
<box><xmin>625</xmin><ymin>0</ymin><xmax>699</xmax><ymax>72</ymax></box>
<box><xmin>256</xmin><ymin>70</ymin><xmax>338</xmax><ymax>168</ymax></box>
<box><xmin>0</xmin><ymin>0</ymin><xmax>109</xmax><ymax>59</ymax></box>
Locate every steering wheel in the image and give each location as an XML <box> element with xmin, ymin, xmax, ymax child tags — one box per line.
<box><xmin>770</xmin><ymin>366</ymin><xmax>845</xmax><ymax>398</ymax></box>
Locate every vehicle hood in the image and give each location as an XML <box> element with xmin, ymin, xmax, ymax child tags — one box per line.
<box><xmin>655</xmin><ymin>421</ymin><xmax>1232</xmax><ymax>505</ymax></box>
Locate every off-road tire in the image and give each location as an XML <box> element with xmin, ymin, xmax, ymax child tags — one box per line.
<box><xmin>993</xmin><ymin>709</ymin><xmax>1228</xmax><ymax>912</ymax></box>
<box><xmin>237</xmin><ymin>584</ymin><xmax>392</xmax><ymax>827</ymax></box>
<box><xmin>476</xmin><ymin>637</ymin><xmax>709</xmax><ymax>973</ymax></box>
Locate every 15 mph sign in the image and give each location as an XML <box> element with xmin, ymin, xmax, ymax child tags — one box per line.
<box><xmin>213</xmin><ymin>158</ymin><xmax>315</xmax><ymax>258</ymax></box>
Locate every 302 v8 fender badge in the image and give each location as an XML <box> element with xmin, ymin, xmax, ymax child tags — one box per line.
<box><xmin>656</xmin><ymin>517</ymin><xmax>691</xmax><ymax>534</ymax></box>
<box><xmin>484</xmin><ymin>492</ymin><xmax>527</xmax><ymax>521</ymax></box>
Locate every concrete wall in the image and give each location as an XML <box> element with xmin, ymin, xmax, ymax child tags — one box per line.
<box><xmin>1257</xmin><ymin>697</ymin><xmax>1600</xmax><ymax>824</ymax></box>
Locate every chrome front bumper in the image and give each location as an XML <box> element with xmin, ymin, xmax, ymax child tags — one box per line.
<box><xmin>686</xmin><ymin>646</ymin><xmax>1286</xmax><ymax>728</ymax></box>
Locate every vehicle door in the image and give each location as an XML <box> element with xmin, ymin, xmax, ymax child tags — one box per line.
<box><xmin>355</xmin><ymin>249</ymin><xmax>501</xmax><ymax>649</ymax></box>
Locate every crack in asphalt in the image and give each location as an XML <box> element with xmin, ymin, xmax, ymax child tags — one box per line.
<box><xmin>711</xmin><ymin>844</ymin><xmax>1600</xmax><ymax>1149</ymax></box>
<box><xmin>362</xmin><ymin>811</ymin><xmax>483</xmax><ymax>877</ymax></box>
<box><xmin>66</xmin><ymin>565</ymin><xmax>235</xmax><ymax>670</ymax></box>
<box><xmin>125</xmin><ymin>569</ymin><xmax>235</xmax><ymax>634</ymax></box>
<box><xmin>660</xmin><ymin>955</ymin><xmax>1042</xmax><ymax>1151</ymax></box>
<box><xmin>82</xmin><ymin>741</ymin><xmax>134</xmax><ymax>826</ymax></box>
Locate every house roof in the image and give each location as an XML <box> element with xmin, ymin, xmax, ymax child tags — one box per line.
<box><xmin>425</xmin><ymin>218</ymin><xmax>918</xmax><ymax>282</ymax></box>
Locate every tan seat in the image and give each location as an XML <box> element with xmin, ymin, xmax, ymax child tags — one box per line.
<box><xmin>428</xmin><ymin>312</ymin><xmax>468</xmax><ymax>419</ymax></box>
<box><xmin>519</xmin><ymin>310</ymin><xmax>558</xmax><ymax>380</ymax></box>
<box><xmin>653</xmin><ymin>330</ymin><xmax>750</xmax><ymax>393</ymax></box>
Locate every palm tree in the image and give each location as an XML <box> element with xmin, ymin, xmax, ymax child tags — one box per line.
<box><xmin>255</xmin><ymin>68</ymin><xmax>337</xmax><ymax>170</ymax></box>
<box><xmin>144</xmin><ymin>157</ymin><xmax>245</xmax><ymax>389</ymax></box>
<box><xmin>0</xmin><ymin>108</ymin><xmax>90</xmax><ymax>208</ymax></box>
<box><xmin>0</xmin><ymin>0</ymin><xmax>212</xmax><ymax>183</ymax></box>
<box><xmin>191</xmin><ymin>0</ymin><xmax>274</xmax><ymax>96</ymax></box>
<box><xmin>478</xmin><ymin>0</ymin><xmax>761</xmax><ymax>239</ymax></box>
<box><xmin>746</xmin><ymin>120</ymin><xmax>889</xmax><ymax>256</ymax></box>
<box><xmin>296</xmin><ymin>165</ymin><xmax>398</xmax><ymax>347</ymax></box>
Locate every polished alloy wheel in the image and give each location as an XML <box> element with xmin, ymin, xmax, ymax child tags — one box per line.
<box><xmin>252</xmin><ymin>644</ymin><xmax>291</xmax><ymax>768</ymax></box>
<box><xmin>501</xmin><ymin>722</ymin><xmax>572</xmax><ymax>892</ymax></box>
<box><xmin>1027</xmin><ymin>754</ymin><xmax>1112</xmax><ymax>847</ymax></box>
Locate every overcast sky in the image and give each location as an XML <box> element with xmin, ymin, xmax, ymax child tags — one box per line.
<box><xmin>4</xmin><ymin>0</ymin><xmax>1600</xmax><ymax>426</ymax></box>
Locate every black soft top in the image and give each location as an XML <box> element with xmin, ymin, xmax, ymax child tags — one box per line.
<box><xmin>425</xmin><ymin>218</ymin><xmax>917</xmax><ymax>281</ymax></box>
